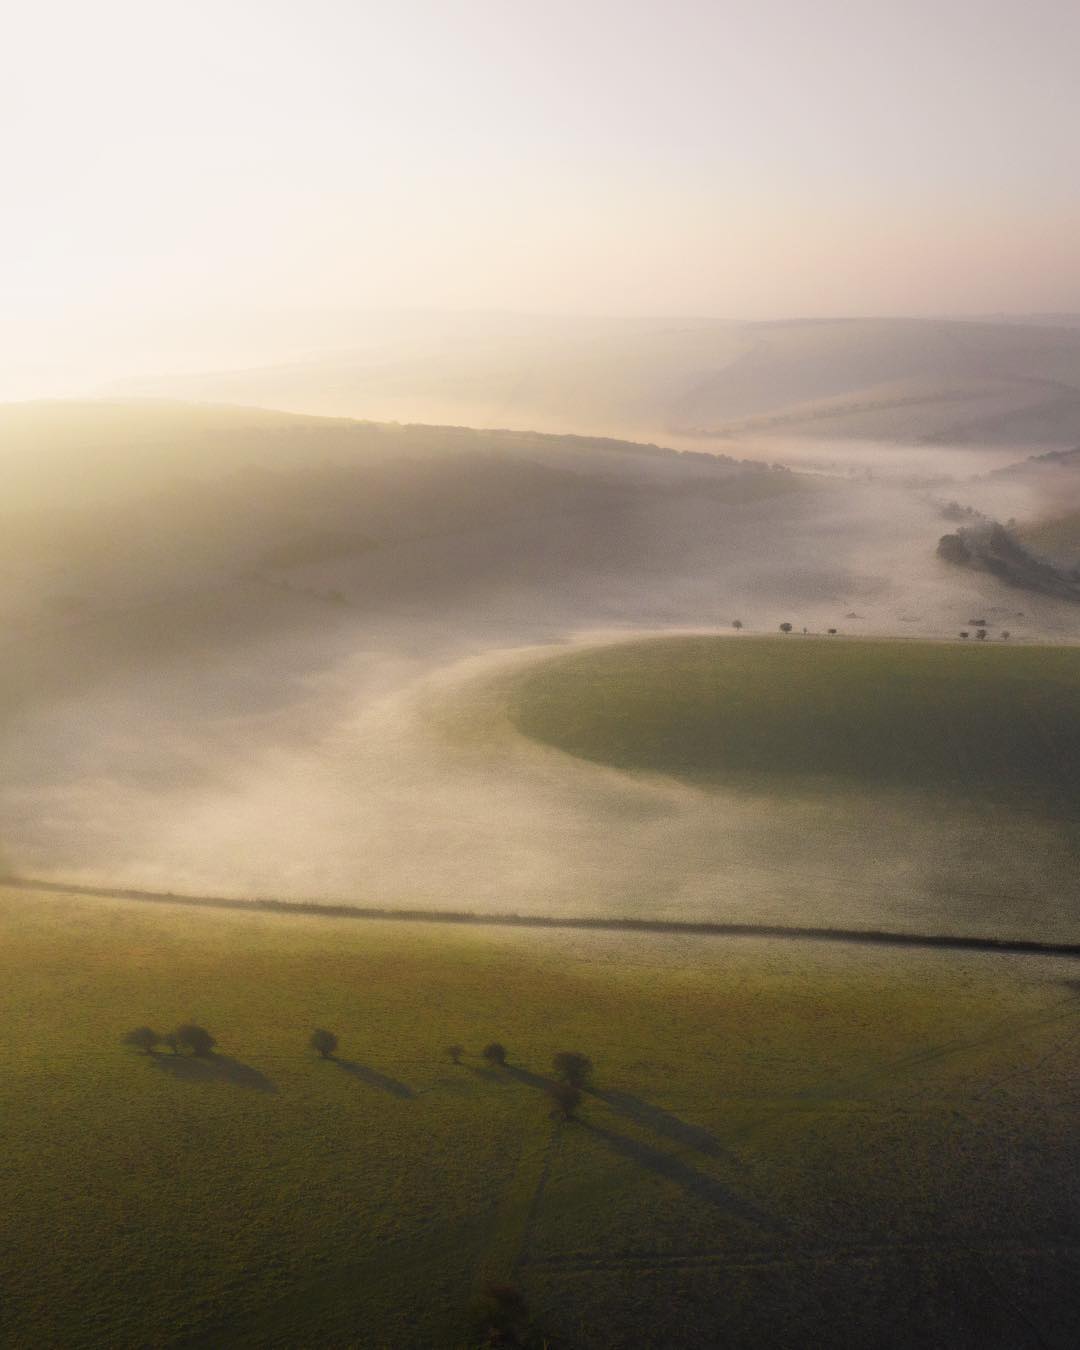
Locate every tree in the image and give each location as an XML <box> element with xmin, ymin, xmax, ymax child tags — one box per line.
<box><xmin>552</xmin><ymin>1051</ymin><xmax>592</xmax><ymax>1087</ymax></box>
<box><xmin>937</xmin><ymin>533</ymin><xmax>970</xmax><ymax>564</ymax></box>
<box><xmin>309</xmin><ymin>1028</ymin><xmax>338</xmax><ymax>1059</ymax></box>
<box><xmin>1001</xmin><ymin>630</ymin><xmax>1011</xmax><ymax>640</ymax></box>
<box><xmin>960</xmin><ymin>631</ymin><xmax>969</xmax><ymax>639</ymax></box>
<box><xmin>976</xmin><ymin>628</ymin><xmax>988</xmax><ymax>640</ymax></box>
<box><xmin>779</xmin><ymin>622</ymin><xmax>793</xmax><ymax>634</ymax></box>
<box><xmin>731</xmin><ymin>619</ymin><xmax>743</xmax><ymax>630</ymax></box>
<box><xmin>175</xmin><ymin>1024</ymin><xmax>216</xmax><ymax>1057</ymax></box>
<box><xmin>447</xmin><ymin>1044</ymin><xmax>465</xmax><ymax>1064</ymax></box>
<box><xmin>547</xmin><ymin>1081</ymin><xmax>582</xmax><ymax>1120</ymax></box>
<box><xmin>482</xmin><ymin>1042</ymin><xmax>507</xmax><ymax>1067</ymax></box>
<box><xmin>123</xmin><ymin>1027</ymin><xmax>161</xmax><ymax>1055</ymax></box>
<box><xmin>827</xmin><ymin>628</ymin><xmax>838</xmax><ymax>635</ymax></box>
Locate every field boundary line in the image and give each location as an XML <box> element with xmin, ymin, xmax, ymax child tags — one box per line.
<box><xmin>5</xmin><ymin>876</ymin><xmax>1080</xmax><ymax>958</ymax></box>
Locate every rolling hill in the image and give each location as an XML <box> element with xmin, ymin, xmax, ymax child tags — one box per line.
<box><xmin>106</xmin><ymin>315</ymin><xmax>1080</xmax><ymax>450</ymax></box>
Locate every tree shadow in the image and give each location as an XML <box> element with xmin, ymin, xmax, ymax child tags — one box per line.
<box><xmin>332</xmin><ymin>1059</ymin><xmax>415</xmax><ymax>1099</ymax></box>
<box><xmin>504</xmin><ymin>1064</ymin><xmax>555</xmax><ymax>1091</ymax></box>
<box><xmin>466</xmin><ymin>1065</ymin><xmax>508</xmax><ymax>1085</ymax></box>
<box><xmin>155</xmin><ymin>1054</ymin><xmax>277</xmax><ymax>1093</ymax></box>
<box><xmin>579</xmin><ymin>1120</ymin><xmax>780</xmax><ymax>1231</ymax></box>
<box><xmin>586</xmin><ymin>1088</ymin><xmax>732</xmax><ymax>1161</ymax></box>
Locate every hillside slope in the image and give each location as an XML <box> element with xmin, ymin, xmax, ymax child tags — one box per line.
<box><xmin>107</xmin><ymin>316</ymin><xmax>1080</xmax><ymax>449</ymax></box>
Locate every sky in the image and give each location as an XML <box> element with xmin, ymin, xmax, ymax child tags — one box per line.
<box><xmin>3</xmin><ymin>0</ymin><xmax>1080</xmax><ymax>395</ymax></box>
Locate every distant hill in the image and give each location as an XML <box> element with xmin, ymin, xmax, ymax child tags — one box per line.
<box><xmin>105</xmin><ymin>316</ymin><xmax>1080</xmax><ymax>449</ymax></box>
<box><xmin>0</xmin><ymin>401</ymin><xmax>796</xmax><ymax>703</ymax></box>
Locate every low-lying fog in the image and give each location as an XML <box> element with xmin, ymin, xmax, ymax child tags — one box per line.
<box><xmin>3</xmin><ymin>404</ymin><xmax>1078</xmax><ymax>940</ymax></box>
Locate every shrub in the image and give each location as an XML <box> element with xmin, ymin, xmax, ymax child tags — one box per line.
<box><xmin>175</xmin><ymin>1024</ymin><xmax>216</xmax><ymax>1057</ymax></box>
<box><xmin>552</xmin><ymin>1051</ymin><xmax>592</xmax><ymax>1087</ymax></box>
<box><xmin>482</xmin><ymin>1042</ymin><xmax>507</xmax><ymax>1066</ymax></box>
<box><xmin>309</xmin><ymin>1028</ymin><xmax>338</xmax><ymax>1059</ymax></box>
<box><xmin>122</xmin><ymin>1027</ymin><xmax>161</xmax><ymax>1055</ymax></box>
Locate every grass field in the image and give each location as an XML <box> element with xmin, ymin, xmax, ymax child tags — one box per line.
<box><xmin>4</xmin><ymin>884</ymin><xmax>1080</xmax><ymax>1347</ymax></box>
<box><xmin>507</xmin><ymin>635</ymin><xmax>1080</xmax><ymax>811</ymax></box>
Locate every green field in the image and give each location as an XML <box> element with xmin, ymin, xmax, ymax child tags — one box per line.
<box><xmin>507</xmin><ymin>635</ymin><xmax>1080</xmax><ymax>811</ymax></box>
<box><xmin>4</xmin><ymin>885</ymin><xmax>1080</xmax><ymax>1347</ymax></box>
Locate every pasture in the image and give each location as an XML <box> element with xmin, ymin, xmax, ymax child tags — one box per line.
<box><xmin>3</xmin><ymin>884</ymin><xmax>1080</xmax><ymax>1347</ymax></box>
<box><xmin>506</xmin><ymin>635</ymin><xmax>1080</xmax><ymax>809</ymax></box>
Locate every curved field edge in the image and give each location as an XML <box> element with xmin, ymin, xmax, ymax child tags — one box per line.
<box><xmin>4</xmin><ymin>884</ymin><xmax>1080</xmax><ymax>1348</ymax></box>
<box><xmin>504</xmin><ymin>634</ymin><xmax>1080</xmax><ymax>811</ymax></box>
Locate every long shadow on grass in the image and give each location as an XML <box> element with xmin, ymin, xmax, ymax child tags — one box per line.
<box><xmin>332</xmin><ymin>1059</ymin><xmax>415</xmax><ymax>1099</ymax></box>
<box><xmin>578</xmin><ymin>1120</ymin><xmax>779</xmax><ymax>1230</ymax></box>
<box><xmin>155</xmin><ymin>1054</ymin><xmax>277</xmax><ymax>1093</ymax></box>
<box><xmin>510</xmin><ymin>1069</ymin><xmax>734</xmax><ymax>1163</ymax></box>
<box><xmin>504</xmin><ymin>1064</ymin><xmax>555</xmax><ymax>1090</ymax></box>
<box><xmin>467</xmin><ymin>1064</ymin><xmax>509</xmax><ymax>1085</ymax></box>
<box><xmin>585</xmin><ymin>1088</ymin><xmax>732</xmax><ymax>1161</ymax></box>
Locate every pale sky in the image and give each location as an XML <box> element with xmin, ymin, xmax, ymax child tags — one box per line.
<box><xmin>3</xmin><ymin>0</ymin><xmax>1080</xmax><ymax>393</ymax></box>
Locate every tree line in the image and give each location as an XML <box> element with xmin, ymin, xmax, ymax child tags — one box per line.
<box><xmin>123</xmin><ymin>1026</ymin><xmax>594</xmax><ymax>1119</ymax></box>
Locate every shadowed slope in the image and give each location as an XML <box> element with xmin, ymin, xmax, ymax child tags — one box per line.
<box><xmin>508</xmin><ymin>635</ymin><xmax>1080</xmax><ymax>810</ymax></box>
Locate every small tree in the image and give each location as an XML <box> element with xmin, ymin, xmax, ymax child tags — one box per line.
<box><xmin>827</xmin><ymin>628</ymin><xmax>837</xmax><ymax>635</ymax></box>
<box><xmin>548</xmin><ymin>1081</ymin><xmax>582</xmax><ymax>1120</ymax></box>
<box><xmin>731</xmin><ymin>619</ymin><xmax>743</xmax><ymax>631</ymax></box>
<box><xmin>960</xmin><ymin>631</ymin><xmax>969</xmax><ymax>639</ymax></box>
<box><xmin>976</xmin><ymin>628</ymin><xmax>988</xmax><ymax>640</ymax></box>
<box><xmin>309</xmin><ymin>1028</ymin><xmax>338</xmax><ymax>1059</ymax></box>
<box><xmin>552</xmin><ymin>1051</ymin><xmax>592</xmax><ymax>1087</ymax></box>
<box><xmin>447</xmin><ymin>1044</ymin><xmax>465</xmax><ymax>1064</ymax></box>
<box><xmin>1001</xmin><ymin>630</ymin><xmax>1010</xmax><ymax>640</ymax></box>
<box><xmin>175</xmin><ymin>1024</ymin><xmax>216</xmax><ymax>1057</ymax></box>
<box><xmin>482</xmin><ymin>1042</ymin><xmax>507</xmax><ymax>1067</ymax></box>
<box><xmin>123</xmin><ymin>1027</ymin><xmax>161</xmax><ymax>1055</ymax></box>
<box><xmin>779</xmin><ymin>622</ymin><xmax>793</xmax><ymax>634</ymax></box>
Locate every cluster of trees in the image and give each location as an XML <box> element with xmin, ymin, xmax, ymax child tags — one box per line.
<box><xmin>959</xmin><ymin>625</ymin><xmax>1009</xmax><ymax>640</ymax></box>
<box><xmin>734</xmin><ymin>620</ymin><xmax>839</xmax><ymax>635</ymax></box>
<box><xmin>123</xmin><ymin>1024</ymin><xmax>216</xmax><ymax>1056</ymax></box>
<box><xmin>467</xmin><ymin>1042</ymin><xmax>592</xmax><ymax>1118</ymax></box>
<box><xmin>124</xmin><ymin>1025</ymin><xmax>595</xmax><ymax>1121</ymax></box>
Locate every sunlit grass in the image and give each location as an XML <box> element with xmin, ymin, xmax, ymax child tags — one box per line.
<box><xmin>4</xmin><ymin>885</ymin><xmax>1080</xmax><ymax>1346</ymax></box>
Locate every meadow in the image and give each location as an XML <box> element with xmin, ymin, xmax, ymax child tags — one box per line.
<box><xmin>4</xmin><ymin>884</ymin><xmax>1080</xmax><ymax>1347</ymax></box>
<box><xmin>506</xmin><ymin>634</ymin><xmax>1080</xmax><ymax>810</ymax></box>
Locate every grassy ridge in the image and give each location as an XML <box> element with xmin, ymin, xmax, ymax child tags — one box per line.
<box><xmin>4</xmin><ymin>886</ymin><xmax>1080</xmax><ymax>1346</ymax></box>
<box><xmin>507</xmin><ymin>636</ymin><xmax>1080</xmax><ymax>808</ymax></box>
